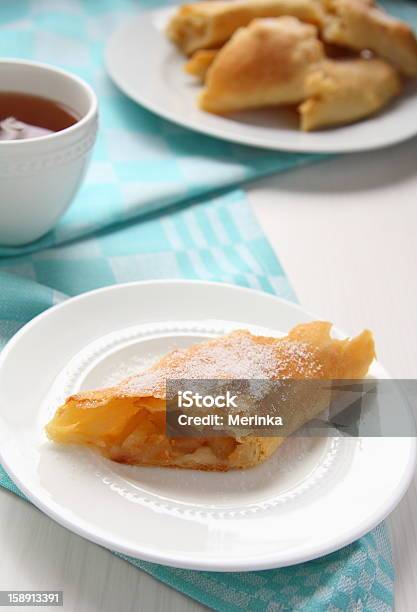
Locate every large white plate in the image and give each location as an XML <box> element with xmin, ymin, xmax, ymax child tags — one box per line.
<box><xmin>0</xmin><ymin>280</ymin><xmax>415</xmax><ymax>571</ymax></box>
<box><xmin>105</xmin><ymin>7</ymin><xmax>417</xmax><ymax>153</ymax></box>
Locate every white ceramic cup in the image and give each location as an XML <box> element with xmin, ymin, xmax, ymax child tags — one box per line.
<box><xmin>0</xmin><ymin>59</ymin><xmax>98</xmax><ymax>246</ymax></box>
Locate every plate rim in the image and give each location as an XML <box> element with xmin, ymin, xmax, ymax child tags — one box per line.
<box><xmin>105</xmin><ymin>8</ymin><xmax>417</xmax><ymax>154</ymax></box>
<box><xmin>0</xmin><ymin>279</ymin><xmax>416</xmax><ymax>571</ymax></box>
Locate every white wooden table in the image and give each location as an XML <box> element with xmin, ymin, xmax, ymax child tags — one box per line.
<box><xmin>1</xmin><ymin>139</ymin><xmax>416</xmax><ymax>611</ymax></box>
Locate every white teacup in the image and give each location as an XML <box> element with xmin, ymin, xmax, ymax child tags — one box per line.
<box><xmin>0</xmin><ymin>59</ymin><xmax>98</xmax><ymax>246</ymax></box>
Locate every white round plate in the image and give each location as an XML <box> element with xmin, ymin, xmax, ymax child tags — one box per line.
<box><xmin>0</xmin><ymin>280</ymin><xmax>415</xmax><ymax>571</ymax></box>
<box><xmin>105</xmin><ymin>7</ymin><xmax>417</xmax><ymax>153</ymax></box>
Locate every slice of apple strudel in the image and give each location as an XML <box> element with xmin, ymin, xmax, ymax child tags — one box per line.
<box><xmin>199</xmin><ymin>17</ymin><xmax>325</xmax><ymax>113</ymax></box>
<box><xmin>321</xmin><ymin>0</ymin><xmax>417</xmax><ymax>76</ymax></box>
<box><xmin>46</xmin><ymin>321</ymin><xmax>375</xmax><ymax>471</ymax></box>
<box><xmin>299</xmin><ymin>58</ymin><xmax>401</xmax><ymax>131</ymax></box>
<box><xmin>167</xmin><ymin>0</ymin><xmax>326</xmax><ymax>55</ymax></box>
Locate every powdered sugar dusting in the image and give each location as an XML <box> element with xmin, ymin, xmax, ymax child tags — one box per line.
<box><xmin>118</xmin><ymin>331</ymin><xmax>323</xmax><ymax>399</ymax></box>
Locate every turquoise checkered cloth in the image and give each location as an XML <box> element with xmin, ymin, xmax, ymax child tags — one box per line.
<box><xmin>2</xmin><ymin>0</ymin><xmax>415</xmax><ymax>608</ymax></box>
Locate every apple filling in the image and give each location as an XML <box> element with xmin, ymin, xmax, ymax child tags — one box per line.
<box><xmin>46</xmin><ymin>395</ymin><xmax>238</xmax><ymax>466</ymax></box>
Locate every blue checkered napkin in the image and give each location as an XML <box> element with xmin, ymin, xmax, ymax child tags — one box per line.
<box><xmin>0</xmin><ymin>190</ymin><xmax>295</xmax><ymax>305</ymax></box>
<box><xmin>0</xmin><ymin>190</ymin><xmax>394</xmax><ymax>612</ymax></box>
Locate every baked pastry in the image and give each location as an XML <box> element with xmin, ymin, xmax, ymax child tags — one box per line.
<box><xmin>321</xmin><ymin>0</ymin><xmax>417</xmax><ymax>76</ymax></box>
<box><xmin>46</xmin><ymin>321</ymin><xmax>375</xmax><ymax>471</ymax></box>
<box><xmin>299</xmin><ymin>58</ymin><xmax>401</xmax><ymax>130</ymax></box>
<box><xmin>199</xmin><ymin>17</ymin><xmax>324</xmax><ymax>113</ymax></box>
<box><xmin>167</xmin><ymin>0</ymin><xmax>326</xmax><ymax>55</ymax></box>
<box><xmin>185</xmin><ymin>49</ymin><xmax>218</xmax><ymax>80</ymax></box>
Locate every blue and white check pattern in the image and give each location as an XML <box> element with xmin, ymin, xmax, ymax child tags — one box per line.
<box><xmin>1</xmin><ymin>0</ymin><xmax>416</xmax><ymax>609</ymax></box>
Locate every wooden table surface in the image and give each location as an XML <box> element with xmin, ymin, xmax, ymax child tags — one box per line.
<box><xmin>1</xmin><ymin>138</ymin><xmax>416</xmax><ymax>611</ymax></box>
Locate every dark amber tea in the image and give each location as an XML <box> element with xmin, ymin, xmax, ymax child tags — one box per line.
<box><xmin>0</xmin><ymin>91</ymin><xmax>79</xmax><ymax>141</ymax></box>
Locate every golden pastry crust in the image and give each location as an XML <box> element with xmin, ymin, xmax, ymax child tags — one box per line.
<box><xmin>299</xmin><ymin>58</ymin><xmax>401</xmax><ymax>130</ymax></box>
<box><xmin>167</xmin><ymin>0</ymin><xmax>326</xmax><ymax>55</ymax></box>
<box><xmin>46</xmin><ymin>321</ymin><xmax>375</xmax><ymax>471</ymax></box>
<box><xmin>321</xmin><ymin>0</ymin><xmax>417</xmax><ymax>76</ymax></box>
<box><xmin>199</xmin><ymin>17</ymin><xmax>324</xmax><ymax>114</ymax></box>
<box><xmin>184</xmin><ymin>49</ymin><xmax>218</xmax><ymax>80</ymax></box>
